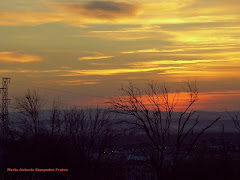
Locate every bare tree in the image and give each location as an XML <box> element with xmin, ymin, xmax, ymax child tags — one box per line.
<box><xmin>86</xmin><ymin>108</ymin><xmax>114</xmax><ymax>159</ymax></box>
<box><xmin>108</xmin><ymin>81</ymin><xmax>220</xmax><ymax>179</ymax></box>
<box><xmin>227</xmin><ymin>110</ymin><xmax>240</xmax><ymax>132</ymax></box>
<box><xmin>226</xmin><ymin>110</ymin><xmax>240</xmax><ymax>158</ymax></box>
<box><xmin>48</xmin><ymin>98</ymin><xmax>62</xmax><ymax>136</ymax></box>
<box><xmin>62</xmin><ymin>106</ymin><xmax>115</xmax><ymax>179</ymax></box>
<box><xmin>14</xmin><ymin>89</ymin><xmax>45</xmax><ymax>137</ymax></box>
<box><xmin>62</xmin><ymin>106</ymin><xmax>115</xmax><ymax>158</ymax></box>
<box><xmin>63</xmin><ymin>106</ymin><xmax>84</xmax><ymax>138</ymax></box>
<box><xmin>3</xmin><ymin>89</ymin><xmax>115</xmax><ymax>179</ymax></box>
<box><xmin>14</xmin><ymin>89</ymin><xmax>114</xmax><ymax>158</ymax></box>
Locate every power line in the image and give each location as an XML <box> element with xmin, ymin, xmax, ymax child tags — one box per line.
<box><xmin>9</xmin><ymin>81</ymin><xmax>109</xmax><ymax>109</ymax></box>
<box><xmin>11</xmin><ymin>82</ymin><xmax>79</xmax><ymax>95</ymax></box>
<box><xmin>11</xmin><ymin>82</ymin><xmax>104</xmax><ymax>98</ymax></box>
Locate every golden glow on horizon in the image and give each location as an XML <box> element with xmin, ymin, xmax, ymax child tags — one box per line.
<box><xmin>74</xmin><ymin>90</ymin><xmax>240</xmax><ymax>111</ymax></box>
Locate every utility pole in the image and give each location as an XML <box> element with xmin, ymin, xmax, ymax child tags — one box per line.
<box><xmin>0</xmin><ymin>77</ymin><xmax>11</xmax><ymax>140</ymax></box>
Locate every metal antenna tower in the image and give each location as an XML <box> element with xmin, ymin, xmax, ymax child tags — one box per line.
<box><xmin>0</xmin><ymin>77</ymin><xmax>11</xmax><ymax>139</ymax></box>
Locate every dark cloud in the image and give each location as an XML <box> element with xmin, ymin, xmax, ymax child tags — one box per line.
<box><xmin>53</xmin><ymin>1</ymin><xmax>139</xmax><ymax>20</ymax></box>
<box><xmin>84</xmin><ymin>1</ymin><xmax>135</xmax><ymax>12</ymax></box>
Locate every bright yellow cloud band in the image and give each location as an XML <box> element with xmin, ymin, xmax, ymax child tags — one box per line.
<box><xmin>0</xmin><ymin>52</ymin><xmax>43</xmax><ymax>63</ymax></box>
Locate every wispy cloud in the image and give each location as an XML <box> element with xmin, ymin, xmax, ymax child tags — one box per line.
<box><xmin>0</xmin><ymin>9</ymin><xmax>62</xmax><ymax>26</ymax></box>
<box><xmin>121</xmin><ymin>48</ymin><xmax>185</xmax><ymax>54</ymax></box>
<box><xmin>60</xmin><ymin>66</ymin><xmax>185</xmax><ymax>76</ymax></box>
<box><xmin>128</xmin><ymin>60</ymin><xmax>220</xmax><ymax>67</ymax></box>
<box><xmin>0</xmin><ymin>69</ymin><xmax>61</xmax><ymax>73</ymax></box>
<box><xmin>57</xmin><ymin>79</ymin><xmax>99</xmax><ymax>86</ymax></box>
<box><xmin>78</xmin><ymin>55</ymin><xmax>113</xmax><ymax>61</ymax></box>
<box><xmin>0</xmin><ymin>52</ymin><xmax>43</xmax><ymax>63</ymax></box>
<box><xmin>60</xmin><ymin>66</ymin><xmax>72</xmax><ymax>69</ymax></box>
<box><xmin>74</xmin><ymin>25</ymin><xmax>170</xmax><ymax>41</ymax></box>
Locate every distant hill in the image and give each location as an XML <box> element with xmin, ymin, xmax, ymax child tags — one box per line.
<box><xmin>7</xmin><ymin>109</ymin><xmax>238</xmax><ymax>133</ymax></box>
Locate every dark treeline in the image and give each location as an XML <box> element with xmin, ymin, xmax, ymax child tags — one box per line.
<box><xmin>0</xmin><ymin>90</ymin><xmax>116</xmax><ymax>179</ymax></box>
<box><xmin>0</xmin><ymin>82</ymin><xmax>240</xmax><ymax>180</ymax></box>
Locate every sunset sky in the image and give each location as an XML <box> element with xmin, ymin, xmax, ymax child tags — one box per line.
<box><xmin>0</xmin><ymin>0</ymin><xmax>240</xmax><ymax>111</ymax></box>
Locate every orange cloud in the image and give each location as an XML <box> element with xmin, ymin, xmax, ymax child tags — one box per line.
<box><xmin>0</xmin><ymin>52</ymin><xmax>43</xmax><ymax>63</ymax></box>
<box><xmin>65</xmin><ymin>89</ymin><xmax>240</xmax><ymax>112</ymax></box>
<box><xmin>194</xmin><ymin>90</ymin><xmax>240</xmax><ymax>111</ymax></box>
<box><xmin>103</xmin><ymin>90</ymin><xmax>240</xmax><ymax>111</ymax></box>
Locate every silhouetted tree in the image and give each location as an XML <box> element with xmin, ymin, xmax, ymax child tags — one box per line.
<box><xmin>1</xmin><ymin>90</ymin><xmax>116</xmax><ymax>180</ymax></box>
<box><xmin>14</xmin><ymin>89</ymin><xmax>45</xmax><ymax>138</ymax></box>
<box><xmin>62</xmin><ymin>106</ymin><xmax>115</xmax><ymax>179</ymax></box>
<box><xmin>227</xmin><ymin>111</ymin><xmax>240</xmax><ymax>132</ymax></box>
<box><xmin>108</xmin><ymin>81</ymin><xmax>220</xmax><ymax>179</ymax></box>
<box><xmin>49</xmin><ymin>98</ymin><xmax>62</xmax><ymax>136</ymax></box>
